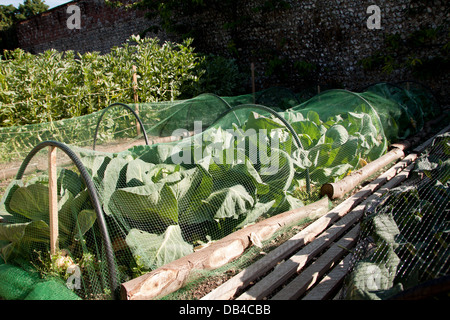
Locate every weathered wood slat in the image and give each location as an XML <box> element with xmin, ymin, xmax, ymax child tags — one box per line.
<box><xmin>48</xmin><ymin>146</ymin><xmax>59</xmax><ymax>255</ymax></box>
<box><xmin>201</xmin><ymin>205</ymin><xmax>345</xmax><ymax>300</ymax></box>
<box><xmin>300</xmin><ymin>163</ymin><xmax>414</xmax><ymax>300</ymax></box>
<box><xmin>236</xmin><ymin>208</ymin><xmax>363</xmax><ymax>300</ymax></box>
<box><xmin>302</xmin><ymin>254</ymin><xmax>353</xmax><ymax>300</ymax></box>
<box><xmin>201</xmin><ymin>192</ymin><xmax>367</xmax><ymax>301</ymax></box>
<box><xmin>205</xmin><ymin>161</ymin><xmax>414</xmax><ymax>300</ymax></box>
<box><xmin>271</xmin><ymin>224</ymin><xmax>360</xmax><ymax>300</ymax></box>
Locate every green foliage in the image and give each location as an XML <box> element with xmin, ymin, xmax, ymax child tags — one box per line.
<box><xmin>107</xmin><ymin>0</ymin><xmax>251</xmax><ymax>60</ymax></box>
<box><xmin>265</xmin><ymin>55</ymin><xmax>286</xmax><ymax>78</ymax></box>
<box><xmin>345</xmin><ymin>134</ymin><xmax>450</xmax><ymax>300</ymax></box>
<box><xmin>0</xmin><ymin>103</ymin><xmax>387</xmax><ymax>278</ymax></box>
<box><xmin>0</xmin><ymin>0</ymin><xmax>48</xmax><ymax>27</ymax></box>
<box><xmin>108</xmin><ymin>35</ymin><xmax>200</xmax><ymax>102</ymax></box>
<box><xmin>15</xmin><ymin>0</ymin><xmax>49</xmax><ymax>20</ymax></box>
<box><xmin>107</xmin><ymin>0</ymin><xmax>209</xmax><ymax>36</ymax></box>
<box><xmin>0</xmin><ymin>34</ymin><xmax>247</xmax><ymax>128</ymax></box>
<box><xmin>0</xmin><ymin>5</ymin><xmax>17</xmax><ymax>29</ymax></box>
<box><xmin>126</xmin><ymin>226</ymin><xmax>193</xmax><ymax>270</ymax></box>
<box><xmin>0</xmin><ymin>35</ymin><xmax>201</xmax><ymax>127</ymax></box>
<box><xmin>293</xmin><ymin>60</ymin><xmax>318</xmax><ymax>79</ymax></box>
<box><xmin>0</xmin><ymin>1</ymin><xmax>49</xmax><ymax>50</ymax></box>
<box><xmin>287</xmin><ymin>109</ymin><xmax>383</xmax><ymax>185</ymax></box>
<box><xmin>359</xmin><ymin>25</ymin><xmax>450</xmax><ymax>79</ymax></box>
<box><xmin>182</xmin><ymin>54</ymin><xmax>247</xmax><ymax>97</ymax></box>
<box><xmin>264</xmin><ymin>52</ymin><xmax>317</xmax><ymax>84</ymax></box>
<box><xmin>0</xmin><ymin>170</ymin><xmax>95</xmax><ymax>263</ymax></box>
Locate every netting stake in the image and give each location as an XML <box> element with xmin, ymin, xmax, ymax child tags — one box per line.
<box><xmin>132</xmin><ymin>65</ymin><xmax>141</xmax><ymax>136</ymax></box>
<box><xmin>251</xmin><ymin>63</ymin><xmax>256</xmax><ymax>103</ymax></box>
<box><xmin>48</xmin><ymin>146</ymin><xmax>59</xmax><ymax>255</ymax></box>
<box><xmin>16</xmin><ymin>141</ymin><xmax>119</xmax><ymax>299</ymax></box>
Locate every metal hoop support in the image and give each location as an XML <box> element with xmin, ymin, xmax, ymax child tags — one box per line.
<box><xmin>93</xmin><ymin>102</ymin><xmax>149</xmax><ymax>150</ymax></box>
<box><xmin>209</xmin><ymin>103</ymin><xmax>310</xmax><ymax>193</ymax></box>
<box><xmin>156</xmin><ymin>93</ymin><xmax>234</xmax><ymax>137</ymax></box>
<box><xmin>16</xmin><ymin>140</ymin><xmax>118</xmax><ymax>299</ymax></box>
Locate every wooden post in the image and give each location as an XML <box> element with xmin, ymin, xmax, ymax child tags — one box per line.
<box><xmin>48</xmin><ymin>146</ymin><xmax>59</xmax><ymax>255</ymax></box>
<box><xmin>251</xmin><ymin>63</ymin><xmax>256</xmax><ymax>103</ymax></box>
<box><xmin>132</xmin><ymin>65</ymin><xmax>141</xmax><ymax>136</ymax></box>
<box><xmin>320</xmin><ymin>147</ymin><xmax>406</xmax><ymax>199</ymax></box>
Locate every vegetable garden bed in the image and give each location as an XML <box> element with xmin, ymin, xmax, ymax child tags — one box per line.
<box><xmin>0</xmin><ymin>82</ymin><xmax>447</xmax><ymax>300</ymax></box>
<box><xmin>202</xmin><ymin>124</ymin><xmax>449</xmax><ymax>300</ymax></box>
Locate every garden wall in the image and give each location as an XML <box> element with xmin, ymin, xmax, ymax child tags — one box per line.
<box><xmin>15</xmin><ymin>0</ymin><xmax>449</xmax><ymax>101</ymax></box>
<box><xmin>15</xmin><ymin>0</ymin><xmax>166</xmax><ymax>54</ymax></box>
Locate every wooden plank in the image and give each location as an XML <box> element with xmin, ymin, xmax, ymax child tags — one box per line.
<box><xmin>271</xmin><ymin>224</ymin><xmax>360</xmax><ymax>300</ymax></box>
<box><xmin>201</xmin><ymin>215</ymin><xmax>333</xmax><ymax>299</ymax></box>
<box><xmin>201</xmin><ymin>196</ymin><xmax>361</xmax><ymax>300</ymax></box>
<box><xmin>205</xmin><ymin>127</ymin><xmax>442</xmax><ymax>301</ymax></box>
<box><xmin>210</xmin><ymin>162</ymin><xmax>413</xmax><ymax>301</ymax></box>
<box><xmin>298</xmin><ymin>163</ymin><xmax>415</xmax><ymax>300</ymax></box>
<box><xmin>302</xmin><ymin>253</ymin><xmax>353</xmax><ymax>300</ymax></box>
<box><xmin>236</xmin><ymin>207</ymin><xmax>364</xmax><ymax>300</ymax></box>
<box><xmin>48</xmin><ymin>146</ymin><xmax>59</xmax><ymax>255</ymax></box>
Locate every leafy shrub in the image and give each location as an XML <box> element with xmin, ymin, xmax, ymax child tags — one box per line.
<box><xmin>182</xmin><ymin>54</ymin><xmax>248</xmax><ymax>98</ymax></box>
<box><xmin>0</xmin><ymin>35</ymin><xmax>201</xmax><ymax>127</ymax></box>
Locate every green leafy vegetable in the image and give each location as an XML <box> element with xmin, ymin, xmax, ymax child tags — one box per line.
<box><xmin>200</xmin><ymin>184</ymin><xmax>254</xmax><ymax>220</ymax></box>
<box><xmin>345</xmin><ymin>140</ymin><xmax>450</xmax><ymax>300</ymax></box>
<box><xmin>125</xmin><ymin>225</ymin><xmax>193</xmax><ymax>270</ymax></box>
<box><xmin>0</xmin><ymin>169</ymin><xmax>95</xmax><ymax>262</ymax></box>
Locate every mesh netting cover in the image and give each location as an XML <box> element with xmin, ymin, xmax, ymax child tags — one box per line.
<box><xmin>0</xmin><ymin>82</ymin><xmax>444</xmax><ymax>299</ymax></box>
<box><xmin>343</xmin><ymin>132</ymin><xmax>450</xmax><ymax>300</ymax></box>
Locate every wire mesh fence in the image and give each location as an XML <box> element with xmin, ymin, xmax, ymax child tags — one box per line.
<box><xmin>343</xmin><ymin>131</ymin><xmax>450</xmax><ymax>300</ymax></box>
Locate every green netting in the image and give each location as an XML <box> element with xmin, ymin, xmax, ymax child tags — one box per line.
<box><xmin>343</xmin><ymin>132</ymin><xmax>450</xmax><ymax>300</ymax></box>
<box><xmin>0</xmin><ymin>82</ymin><xmax>444</xmax><ymax>300</ymax></box>
<box><xmin>24</xmin><ymin>279</ymin><xmax>82</xmax><ymax>300</ymax></box>
<box><xmin>290</xmin><ymin>89</ymin><xmax>388</xmax><ymax>162</ymax></box>
<box><xmin>0</xmin><ymin>260</ymin><xmax>80</xmax><ymax>300</ymax></box>
<box><xmin>138</xmin><ymin>93</ymin><xmax>234</xmax><ymax>137</ymax></box>
<box><xmin>0</xmin><ymin>93</ymin><xmax>236</xmax><ymax>165</ymax></box>
<box><xmin>255</xmin><ymin>87</ymin><xmax>302</xmax><ymax>111</ymax></box>
<box><xmin>0</xmin><ymin>263</ymin><xmax>41</xmax><ymax>300</ymax></box>
<box><xmin>364</xmin><ymin>83</ymin><xmax>425</xmax><ymax>139</ymax></box>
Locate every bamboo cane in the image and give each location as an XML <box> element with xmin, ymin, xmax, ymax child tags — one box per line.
<box><xmin>48</xmin><ymin>146</ymin><xmax>59</xmax><ymax>255</ymax></box>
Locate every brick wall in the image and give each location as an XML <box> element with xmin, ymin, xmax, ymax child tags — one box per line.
<box><xmin>175</xmin><ymin>0</ymin><xmax>448</xmax><ymax>98</ymax></box>
<box><xmin>16</xmin><ymin>0</ymin><xmax>165</xmax><ymax>54</ymax></box>
<box><xmin>15</xmin><ymin>0</ymin><xmax>449</xmax><ymax>101</ymax></box>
